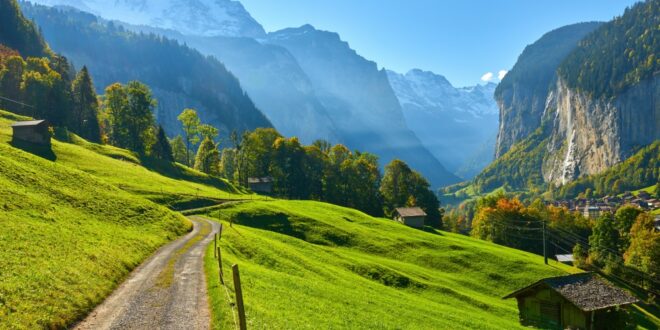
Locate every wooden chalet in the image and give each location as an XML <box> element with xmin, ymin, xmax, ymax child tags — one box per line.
<box><xmin>11</xmin><ymin>120</ymin><xmax>50</xmax><ymax>146</ymax></box>
<box><xmin>247</xmin><ymin>176</ymin><xmax>274</xmax><ymax>194</ymax></box>
<box><xmin>504</xmin><ymin>273</ymin><xmax>638</xmax><ymax>330</ymax></box>
<box><xmin>393</xmin><ymin>207</ymin><xmax>426</xmax><ymax>228</ymax></box>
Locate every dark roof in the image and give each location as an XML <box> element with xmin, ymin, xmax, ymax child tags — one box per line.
<box><xmin>11</xmin><ymin>120</ymin><xmax>47</xmax><ymax>127</ymax></box>
<box><xmin>248</xmin><ymin>177</ymin><xmax>273</xmax><ymax>184</ymax></box>
<box><xmin>504</xmin><ymin>273</ymin><xmax>639</xmax><ymax>312</ymax></box>
<box><xmin>395</xmin><ymin>207</ymin><xmax>427</xmax><ymax>218</ymax></box>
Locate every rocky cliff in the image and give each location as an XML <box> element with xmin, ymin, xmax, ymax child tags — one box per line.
<box><xmin>494</xmin><ymin>22</ymin><xmax>602</xmax><ymax>159</ymax></box>
<box><xmin>543</xmin><ymin>75</ymin><xmax>659</xmax><ymax>185</ymax></box>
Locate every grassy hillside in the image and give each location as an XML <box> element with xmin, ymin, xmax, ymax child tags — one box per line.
<box><xmin>202</xmin><ymin>200</ymin><xmax>577</xmax><ymax>329</ymax></box>
<box><xmin>0</xmin><ymin>116</ymin><xmax>192</xmax><ymax>328</ymax></box>
<box><xmin>0</xmin><ymin>108</ymin><xmax>256</xmax><ymax>328</ymax></box>
<box><xmin>0</xmin><ymin>110</ymin><xmax>258</xmax><ymax>209</ymax></box>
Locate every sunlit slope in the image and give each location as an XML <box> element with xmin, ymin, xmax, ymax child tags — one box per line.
<box><xmin>0</xmin><ymin>110</ymin><xmax>254</xmax><ymax>209</ymax></box>
<box><xmin>204</xmin><ymin>200</ymin><xmax>573</xmax><ymax>329</ymax></box>
<box><xmin>0</xmin><ymin>110</ymin><xmax>191</xmax><ymax>328</ymax></box>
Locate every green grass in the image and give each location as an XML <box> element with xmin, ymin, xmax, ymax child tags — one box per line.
<box><xmin>0</xmin><ymin>110</ymin><xmax>260</xmax><ymax>209</ymax></box>
<box><xmin>203</xmin><ymin>200</ymin><xmax>581</xmax><ymax>329</ymax></box>
<box><xmin>0</xmin><ymin>109</ymin><xmax>254</xmax><ymax>328</ymax></box>
<box><xmin>0</xmin><ymin>125</ymin><xmax>191</xmax><ymax>328</ymax></box>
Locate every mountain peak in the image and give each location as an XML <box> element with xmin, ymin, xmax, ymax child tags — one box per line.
<box><xmin>26</xmin><ymin>0</ymin><xmax>266</xmax><ymax>38</ymax></box>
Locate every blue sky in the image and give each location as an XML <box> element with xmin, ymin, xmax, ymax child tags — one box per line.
<box><xmin>240</xmin><ymin>0</ymin><xmax>639</xmax><ymax>87</ymax></box>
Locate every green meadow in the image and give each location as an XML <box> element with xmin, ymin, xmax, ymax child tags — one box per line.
<box><xmin>0</xmin><ymin>110</ymin><xmax>248</xmax><ymax>328</ymax></box>
<box><xmin>203</xmin><ymin>200</ymin><xmax>577</xmax><ymax>329</ymax></box>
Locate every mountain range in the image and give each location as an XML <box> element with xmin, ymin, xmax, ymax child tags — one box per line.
<box><xmin>475</xmin><ymin>0</ymin><xmax>659</xmax><ymax>193</ymax></box>
<box><xmin>22</xmin><ymin>0</ymin><xmax>503</xmax><ymax>187</ymax></box>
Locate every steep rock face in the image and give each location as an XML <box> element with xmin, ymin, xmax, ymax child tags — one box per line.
<box><xmin>387</xmin><ymin>69</ymin><xmax>499</xmax><ymax>178</ymax></box>
<box><xmin>494</xmin><ymin>22</ymin><xmax>603</xmax><ymax>159</ymax></box>
<box><xmin>543</xmin><ymin>76</ymin><xmax>659</xmax><ymax>185</ymax></box>
<box><xmin>267</xmin><ymin>25</ymin><xmax>460</xmax><ymax>187</ymax></box>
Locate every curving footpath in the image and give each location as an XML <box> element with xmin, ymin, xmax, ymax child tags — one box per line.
<box><xmin>74</xmin><ymin>216</ymin><xmax>219</xmax><ymax>330</ymax></box>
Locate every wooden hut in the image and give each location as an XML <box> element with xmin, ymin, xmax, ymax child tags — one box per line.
<box><xmin>504</xmin><ymin>273</ymin><xmax>638</xmax><ymax>329</ymax></box>
<box><xmin>393</xmin><ymin>207</ymin><xmax>426</xmax><ymax>228</ymax></box>
<box><xmin>248</xmin><ymin>177</ymin><xmax>274</xmax><ymax>194</ymax></box>
<box><xmin>11</xmin><ymin>120</ymin><xmax>50</xmax><ymax>146</ymax></box>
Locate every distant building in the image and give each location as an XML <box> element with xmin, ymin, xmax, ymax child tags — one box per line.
<box><xmin>654</xmin><ymin>215</ymin><xmax>660</xmax><ymax>232</ymax></box>
<box><xmin>637</xmin><ymin>191</ymin><xmax>651</xmax><ymax>199</ymax></box>
<box><xmin>394</xmin><ymin>207</ymin><xmax>427</xmax><ymax>228</ymax></box>
<box><xmin>555</xmin><ymin>254</ymin><xmax>574</xmax><ymax>265</ymax></box>
<box><xmin>504</xmin><ymin>273</ymin><xmax>638</xmax><ymax>329</ymax></box>
<box><xmin>11</xmin><ymin>120</ymin><xmax>50</xmax><ymax>145</ymax></box>
<box><xmin>248</xmin><ymin>177</ymin><xmax>273</xmax><ymax>194</ymax></box>
<box><xmin>583</xmin><ymin>205</ymin><xmax>601</xmax><ymax>219</ymax></box>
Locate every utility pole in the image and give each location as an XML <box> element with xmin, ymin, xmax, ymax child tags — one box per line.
<box><xmin>542</xmin><ymin>220</ymin><xmax>548</xmax><ymax>265</ymax></box>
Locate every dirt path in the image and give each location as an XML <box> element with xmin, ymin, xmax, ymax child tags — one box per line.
<box><xmin>74</xmin><ymin>216</ymin><xmax>219</xmax><ymax>330</ymax></box>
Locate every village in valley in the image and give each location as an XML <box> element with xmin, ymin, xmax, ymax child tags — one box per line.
<box><xmin>547</xmin><ymin>190</ymin><xmax>660</xmax><ymax>224</ymax></box>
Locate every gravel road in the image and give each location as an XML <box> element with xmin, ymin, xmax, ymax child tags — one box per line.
<box><xmin>74</xmin><ymin>216</ymin><xmax>219</xmax><ymax>330</ymax></box>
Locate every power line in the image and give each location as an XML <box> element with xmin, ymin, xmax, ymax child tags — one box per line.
<box><xmin>0</xmin><ymin>95</ymin><xmax>34</xmax><ymax>108</ymax></box>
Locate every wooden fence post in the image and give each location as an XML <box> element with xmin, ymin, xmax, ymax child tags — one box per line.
<box><xmin>232</xmin><ymin>264</ymin><xmax>247</xmax><ymax>330</ymax></box>
<box><xmin>214</xmin><ymin>233</ymin><xmax>217</xmax><ymax>258</ymax></box>
<box><xmin>219</xmin><ymin>223</ymin><xmax>223</xmax><ymax>240</ymax></box>
<box><xmin>217</xmin><ymin>247</ymin><xmax>224</xmax><ymax>285</ymax></box>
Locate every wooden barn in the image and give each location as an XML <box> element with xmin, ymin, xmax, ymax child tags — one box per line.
<box><xmin>394</xmin><ymin>207</ymin><xmax>427</xmax><ymax>228</ymax></box>
<box><xmin>248</xmin><ymin>177</ymin><xmax>274</xmax><ymax>194</ymax></box>
<box><xmin>504</xmin><ymin>273</ymin><xmax>638</xmax><ymax>330</ymax></box>
<box><xmin>11</xmin><ymin>120</ymin><xmax>50</xmax><ymax>146</ymax></box>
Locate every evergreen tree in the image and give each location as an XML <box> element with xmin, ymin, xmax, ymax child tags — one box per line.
<box><xmin>177</xmin><ymin>108</ymin><xmax>200</xmax><ymax>166</ymax></box>
<box><xmin>70</xmin><ymin>66</ymin><xmax>101</xmax><ymax>142</ymax></box>
<box><xmin>170</xmin><ymin>135</ymin><xmax>187</xmax><ymax>164</ymax></box>
<box><xmin>151</xmin><ymin>125</ymin><xmax>174</xmax><ymax>161</ymax></box>
<box><xmin>219</xmin><ymin>148</ymin><xmax>237</xmax><ymax>181</ymax></box>
<box><xmin>194</xmin><ymin>136</ymin><xmax>220</xmax><ymax>175</ymax></box>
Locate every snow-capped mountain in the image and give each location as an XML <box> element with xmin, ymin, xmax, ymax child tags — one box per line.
<box><xmin>387</xmin><ymin>69</ymin><xmax>499</xmax><ymax>178</ymax></box>
<box><xmin>26</xmin><ymin>0</ymin><xmax>265</xmax><ymax>38</ymax></box>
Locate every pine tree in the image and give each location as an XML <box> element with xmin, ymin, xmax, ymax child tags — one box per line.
<box><xmin>71</xmin><ymin>66</ymin><xmax>101</xmax><ymax>142</ymax></box>
<box><xmin>151</xmin><ymin>125</ymin><xmax>173</xmax><ymax>161</ymax></box>
<box><xmin>170</xmin><ymin>135</ymin><xmax>187</xmax><ymax>164</ymax></box>
<box><xmin>194</xmin><ymin>136</ymin><xmax>219</xmax><ymax>175</ymax></box>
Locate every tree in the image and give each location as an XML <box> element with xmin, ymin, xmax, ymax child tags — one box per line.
<box><xmin>103</xmin><ymin>83</ymin><xmax>129</xmax><ymax>147</ymax></box>
<box><xmin>238</xmin><ymin>128</ymin><xmax>282</xmax><ymax>185</ymax></box>
<box><xmin>573</xmin><ymin>243</ymin><xmax>587</xmax><ymax>269</ymax></box>
<box><xmin>170</xmin><ymin>135</ymin><xmax>187</xmax><ymax>164</ymax></box>
<box><xmin>177</xmin><ymin>108</ymin><xmax>200</xmax><ymax>166</ymax></box>
<box><xmin>151</xmin><ymin>125</ymin><xmax>173</xmax><ymax>161</ymax></box>
<box><xmin>125</xmin><ymin>81</ymin><xmax>156</xmax><ymax>154</ymax></box>
<box><xmin>0</xmin><ymin>56</ymin><xmax>24</xmax><ymax>113</ymax></box>
<box><xmin>303</xmin><ymin>145</ymin><xmax>328</xmax><ymax>200</ymax></box>
<box><xmin>194</xmin><ymin>136</ymin><xmax>220</xmax><ymax>175</ymax></box>
<box><xmin>614</xmin><ymin>205</ymin><xmax>643</xmax><ymax>252</ymax></box>
<box><xmin>380</xmin><ymin>159</ymin><xmax>441</xmax><ymax>227</ymax></box>
<box><xmin>589</xmin><ymin>214</ymin><xmax>621</xmax><ymax>266</ymax></box>
<box><xmin>103</xmin><ymin>81</ymin><xmax>156</xmax><ymax>154</ymax></box>
<box><xmin>70</xmin><ymin>66</ymin><xmax>100</xmax><ymax>142</ymax></box>
<box><xmin>199</xmin><ymin>124</ymin><xmax>219</xmax><ymax>141</ymax></box>
<box><xmin>655</xmin><ymin>181</ymin><xmax>660</xmax><ymax>199</ymax></box>
<box><xmin>270</xmin><ymin>137</ymin><xmax>307</xmax><ymax>199</ymax></box>
<box><xmin>219</xmin><ymin>148</ymin><xmax>237</xmax><ymax>181</ymax></box>
<box><xmin>624</xmin><ymin>213</ymin><xmax>659</xmax><ymax>283</ymax></box>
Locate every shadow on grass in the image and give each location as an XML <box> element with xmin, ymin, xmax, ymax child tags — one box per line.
<box><xmin>11</xmin><ymin>139</ymin><xmax>56</xmax><ymax>161</ymax></box>
<box><xmin>139</xmin><ymin>156</ymin><xmax>241</xmax><ymax>193</ymax></box>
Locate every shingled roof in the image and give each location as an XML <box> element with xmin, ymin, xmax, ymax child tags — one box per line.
<box><xmin>11</xmin><ymin>120</ymin><xmax>47</xmax><ymax>127</ymax></box>
<box><xmin>395</xmin><ymin>207</ymin><xmax>427</xmax><ymax>217</ymax></box>
<box><xmin>504</xmin><ymin>273</ymin><xmax>639</xmax><ymax>312</ymax></box>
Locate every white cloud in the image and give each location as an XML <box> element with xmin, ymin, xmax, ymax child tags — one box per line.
<box><xmin>498</xmin><ymin>70</ymin><xmax>508</xmax><ymax>80</ymax></box>
<box><xmin>481</xmin><ymin>72</ymin><xmax>494</xmax><ymax>82</ymax></box>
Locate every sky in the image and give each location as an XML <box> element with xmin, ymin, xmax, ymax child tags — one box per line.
<box><xmin>240</xmin><ymin>0</ymin><xmax>639</xmax><ymax>87</ymax></box>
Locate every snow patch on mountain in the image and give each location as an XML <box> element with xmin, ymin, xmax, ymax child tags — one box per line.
<box><xmin>26</xmin><ymin>0</ymin><xmax>265</xmax><ymax>38</ymax></box>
